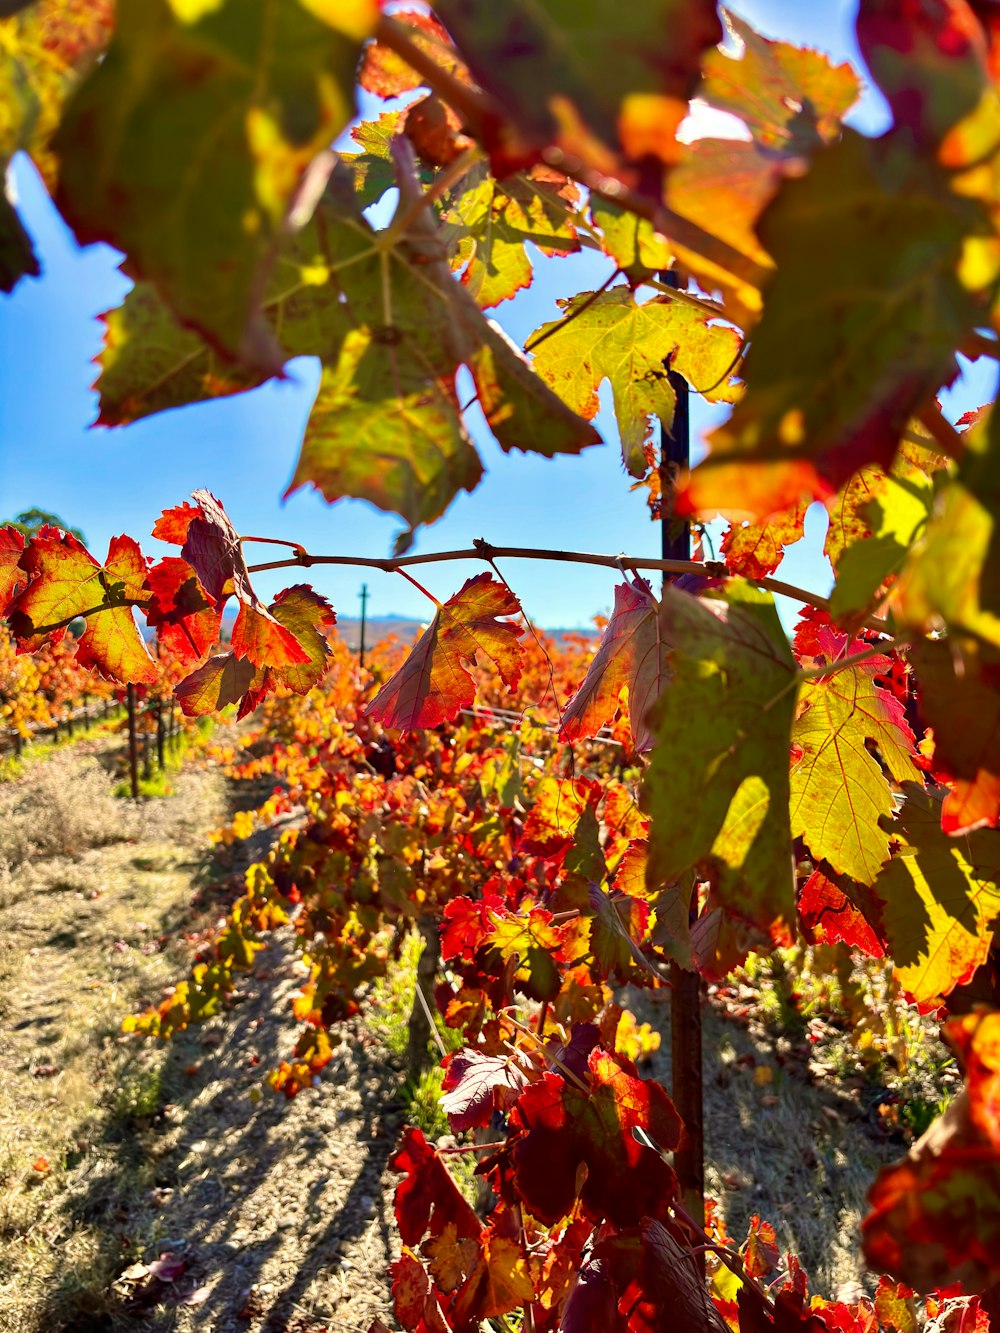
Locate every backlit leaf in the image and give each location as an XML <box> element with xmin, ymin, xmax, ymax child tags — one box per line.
<box><xmin>874</xmin><ymin>782</ymin><xmax>1000</xmax><ymax>1005</ymax></box>
<box><xmin>702</xmin><ymin>12</ymin><xmax>859</xmax><ymax>152</ymax></box>
<box><xmin>360</xmin><ymin>11</ymin><xmax>469</xmax><ymax>99</ymax></box>
<box><xmin>529</xmin><ymin>286</ymin><xmax>741</xmax><ymax>476</ymax></box>
<box><xmin>643</xmin><ymin>582</ymin><xmax>798</xmax><ymax>946</ymax></box>
<box><xmin>798</xmin><ymin>871</ymin><xmax>885</xmax><ymax>957</ymax></box>
<box><xmin>589</xmin><ymin>197</ymin><xmax>671</xmax><ymax>280</ymax></box>
<box><xmin>0</xmin><ymin>526</ymin><xmax>25</xmax><ymax>612</ymax></box>
<box><xmin>682</xmin><ymin>130</ymin><xmax>990</xmax><ymax>518</ymax></box>
<box><xmin>560</xmin><ymin>579</ymin><xmax>668</xmax><ymax>753</ymax></box>
<box><xmin>433</xmin><ymin>0</ymin><xmax>721</xmax><ymax>175</ymax></box>
<box><xmin>365</xmin><ymin>574</ymin><xmax>523</xmax><ymax>730</ymax></box>
<box><xmin>721</xmin><ymin>501</ymin><xmax>807</xmax><ymax>579</ymax></box>
<box><xmin>54</xmin><ymin>0</ymin><xmax>377</xmax><ymax>370</ymax></box>
<box><xmin>510</xmin><ymin>1047</ymin><xmax>683</xmax><ymax>1228</ymax></box>
<box><xmin>790</xmin><ymin>649</ymin><xmax>920</xmax><ymax>885</ymax></box>
<box><xmin>911</xmin><ymin>635</ymin><xmax>1000</xmax><ymax>834</ymax></box>
<box><xmin>144</xmin><ymin>557</ymin><xmax>221</xmax><ymax>665</ymax></box>
<box><xmin>7</xmin><ymin>531</ymin><xmax>156</xmax><ymax>685</ymax></box>
<box><xmin>440</xmin><ymin>1047</ymin><xmax>530</xmax><ymax>1133</ymax></box>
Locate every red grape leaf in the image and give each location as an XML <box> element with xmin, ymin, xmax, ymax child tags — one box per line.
<box><xmin>391</xmin><ymin>1250</ymin><xmax>450</xmax><ymax>1333</ymax></box>
<box><xmin>560</xmin><ymin>579</ymin><xmax>669</xmax><ymax>754</ymax></box>
<box><xmin>910</xmin><ymin>636</ymin><xmax>1000</xmax><ymax>834</ymax></box>
<box><xmin>681</xmin><ymin>131</ymin><xmax>987</xmax><ymax>520</ymax></box>
<box><xmin>432</xmin><ymin>0</ymin><xmax>721</xmax><ymax>176</ymax></box>
<box><xmin>450</xmin><ymin>1228</ymin><xmax>535</xmax><ymax>1325</ymax></box>
<box><xmin>175</xmin><ymin>585</ymin><xmax>334</xmax><ymax>719</ymax></box>
<box><xmin>863</xmin><ymin>1089</ymin><xmax>1000</xmax><ymax>1291</ymax></box>
<box><xmin>392</xmin><ymin>1127</ymin><xmax>480</xmax><ymax>1248</ymax></box>
<box><xmin>790</xmin><ymin>649</ymin><xmax>920</xmax><ymax>885</ymax></box>
<box><xmin>742</xmin><ymin>1213</ymin><xmax>780</xmax><ymax>1280</ymax></box>
<box><xmin>0</xmin><ymin>526</ymin><xmax>25</xmax><ymax>612</ymax></box>
<box><xmin>798</xmin><ymin>871</ymin><xmax>885</xmax><ymax>958</ymax></box>
<box><xmin>643</xmin><ymin>582</ymin><xmax>798</xmax><ymax>948</ymax></box>
<box><xmin>365</xmin><ymin>574</ymin><xmax>523</xmax><ymax>730</ymax></box>
<box><xmin>947</xmin><ymin>1009</ymin><xmax>1000</xmax><ymax>1151</ymax></box>
<box><xmin>145</xmin><ymin>557</ymin><xmax>220</xmax><ymax>665</ymax></box>
<box><xmin>510</xmin><ymin>1047</ymin><xmax>682</xmax><ymax>1228</ymax></box>
<box><xmin>874</xmin><ymin>783</ymin><xmax>1000</xmax><ymax>1006</ymax></box>
<box><xmin>156</xmin><ymin>491</ymin><xmax>310</xmax><ymax>672</ymax></box>
<box><xmin>721</xmin><ymin>502</ymin><xmax>808</xmax><ymax>580</ymax></box>
<box><xmin>440</xmin><ymin>1047</ymin><xmax>531</xmax><ymax>1133</ymax></box>
<box><xmin>7</xmin><ymin>530</ymin><xmax>157</xmax><ymax>685</ymax></box>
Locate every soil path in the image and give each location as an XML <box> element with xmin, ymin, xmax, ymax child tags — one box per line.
<box><xmin>0</xmin><ymin>731</ymin><xmax>922</xmax><ymax>1331</ymax></box>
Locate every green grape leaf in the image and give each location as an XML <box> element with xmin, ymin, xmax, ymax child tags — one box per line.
<box><xmin>702</xmin><ymin>11</ymin><xmax>859</xmax><ymax>152</ymax></box>
<box><xmin>54</xmin><ymin>0</ymin><xmax>377</xmax><ymax>371</ymax></box>
<box><xmin>589</xmin><ymin>198</ymin><xmax>671</xmax><ymax>280</ymax></box>
<box><xmin>528</xmin><ymin>286</ymin><xmax>741</xmax><ymax>477</ymax></box>
<box><xmin>433</xmin><ymin>0</ymin><xmax>721</xmax><ymax>175</ymax></box>
<box><xmin>442</xmin><ymin>163</ymin><xmax>580</xmax><ymax>308</ymax></box>
<box><xmin>642</xmin><ymin>581</ymin><xmax>798</xmax><ymax>944</ymax></box>
<box><xmin>96</xmin><ymin>166</ymin><xmax>597</xmax><ymax>545</ymax></box>
<box><xmin>790</xmin><ymin>655</ymin><xmax>921</xmax><ymax>886</ymax></box>
<box><xmin>875</xmin><ymin>783</ymin><xmax>1000</xmax><ymax>1007</ymax></box>
<box><xmin>682</xmin><ymin>129</ymin><xmax>990</xmax><ymax>519</ymax></box>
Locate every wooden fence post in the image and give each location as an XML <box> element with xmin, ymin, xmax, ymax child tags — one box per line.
<box><xmin>126</xmin><ymin>685</ymin><xmax>140</xmax><ymax>800</ymax></box>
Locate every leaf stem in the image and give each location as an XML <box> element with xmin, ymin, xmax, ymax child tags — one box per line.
<box><xmin>523</xmin><ymin>268</ymin><xmax>623</xmax><ymax>353</ymax></box>
<box><xmin>246</xmin><ymin>541</ymin><xmax>834</xmax><ymax>610</ymax></box>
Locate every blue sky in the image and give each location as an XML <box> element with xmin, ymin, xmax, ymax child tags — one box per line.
<box><xmin>0</xmin><ymin>0</ymin><xmax>995</xmax><ymax>630</ymax></box>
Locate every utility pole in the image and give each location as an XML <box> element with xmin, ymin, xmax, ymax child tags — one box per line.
<box><xmin>358</xmin><ymin>582</ymin><xmax>369</xmax><ymax>668</ymax></box>
<box><xmin>659</xmin><ymin>268</ymin><xmax>705</xmax><ymax>1237</ymax></box>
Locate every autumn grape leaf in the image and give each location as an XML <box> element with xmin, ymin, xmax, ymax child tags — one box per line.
<box><xmin>790</xmin><ymin>650</ymin><xmax>920</xmax><ymax>885</ymax></box>
<box><xmin>741</xmin><ymin>1214</ymin><xmax>780</xmax><ymax>1280</ymax></box>
<box><xmin>518</xmin><ymin>776</ymin><xmax>601</xmax><ymax>858</ymax></box>
<box><xmin>97</xmin><ymin>167</ymin><xmax>597</xmax><ymax>545</ymax></box>
<box><xmin>510</xmin><ymin>1047</ymin><xmax>682</xmax><ymax>1228</ymax></box>
<box><xmin>702</xmin><ymin>12</ymin><xmax>859</xmax><ymax>152</ymax></box>
<box><xmin>0</xmin><ymin>526</ymin><xmax>25</xmax><ymax>612</ymax></box>
<box><xmin>874</xmin><ymin>782</ymin><xmax>1000</xmax><ymax>1006</ymax></box>
<box><xmin>481</xmin><ymin>904</ymin><xmax>587</xmax><ymax>1002</ymax></box>
<box><xmin>7</xmin><ymin>530</ymin><xmax>156</xmax><ymax>685</ymax></box>
<box><xmin>949</xmin><ymin>1009</ymin><xmax>1000</xmax><ymax>1150</ymax></box>
<box><xmin>828</xmin><ymin>460</ymin><xmax>940</xmax><ymax>621</ymax></box>
<box><xmin>559</xmin><ymin>578</ymin><xmax>669</xmax><ymax>753</ymax></box>
<box><xmin>910</xmin><ymin>636</ymin><xmax>1000</xmax><ymax>835</ymax></box>
<box><xmin>359</xmin><ymin>10</ymin><xmax>469</xmax><ymax>100</ymax></box>
<box><xmin>721</xmin><ymin>501</ymin><xmax>807</xmax><ymax>579</ymax></box>
<box><xmin>365</xmin><ymin>574</ymin><xmax>523</xmax><ymax>730</ymax></box>
<box><xmin>643</xmin><ymin>581</ymin><xmax>798</xmax><ymax>945</ymax></box>
<box><xmin>857</xmin><ymin>0</ymin><xmax>1000</xmax><ymax>157</ymax></box>
<box><xmin>442</xmin><ymin>163</ymin><xmax>580</xmax><ymax>308</ymax></box>
<box><xmin>440</xmin><ymin>1048</ymin><xmax>531</xmax><ymax>1133</ymax></box>
<box><xmin>681</xmin><ymin>130</ymin><xmax>990</xmax><ymax>519</ymax></box>
<box><xmin>54</xmin><ymin>0</ymin><xmax>377</xmax><ymax>371</ymax></box>
<box><xmin>432</xmin><ymin>0</ymin><xmax>721</xmax><ymax>175</ymax></box>
<box><xmin>528</xmin><ymin>286</ymin><xmax>741</xmax><ymax>477</ymax></box>
<box><xmin>589</xmin><ymin>197</ymin><xmax>671</xmax><ymax>280</ymax></box>
<box><xmin>0</xmin><ymin>1</ymin><xmax>112</xmax><ymax>192</ymax></box>
<box><xmin>144</xmin><ymin>557</ymin><xmax>221</xmax><ymax>666</ymax></box>
<box><xmin>175</xmin><ymin>585</ymin><xmax>334</xmax><ymax>719</ymax></box>
<box><xmin>891</xmin><ymin>405</ymin><xmax>1000</xmax><ymax>647</ymax></box>
<box><xmin>588</xmin><ymin>884</ymin><xmax>652</xmax><ymax>985</ymax></box>
<box><xmin>864</xmin><ymin>1010</ymin><xmax>1000</xmax><ymax>1291</ymax></box>
<box><xmin>798</xmin><ymin>870</ymin><xmax>885</xmax><ymax>958</ymax></box>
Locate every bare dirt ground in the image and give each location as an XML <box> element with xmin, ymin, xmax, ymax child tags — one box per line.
<box><xmin>0</xmin><ymin>730</ymin><xmax>926</xmax><ymax>1331</ymax></box>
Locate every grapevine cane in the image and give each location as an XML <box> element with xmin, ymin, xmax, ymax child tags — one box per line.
<box><xmin>660</xmin><ymin>268</ymin><xmax>706</xmax><ymax>1240</ymax></box>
